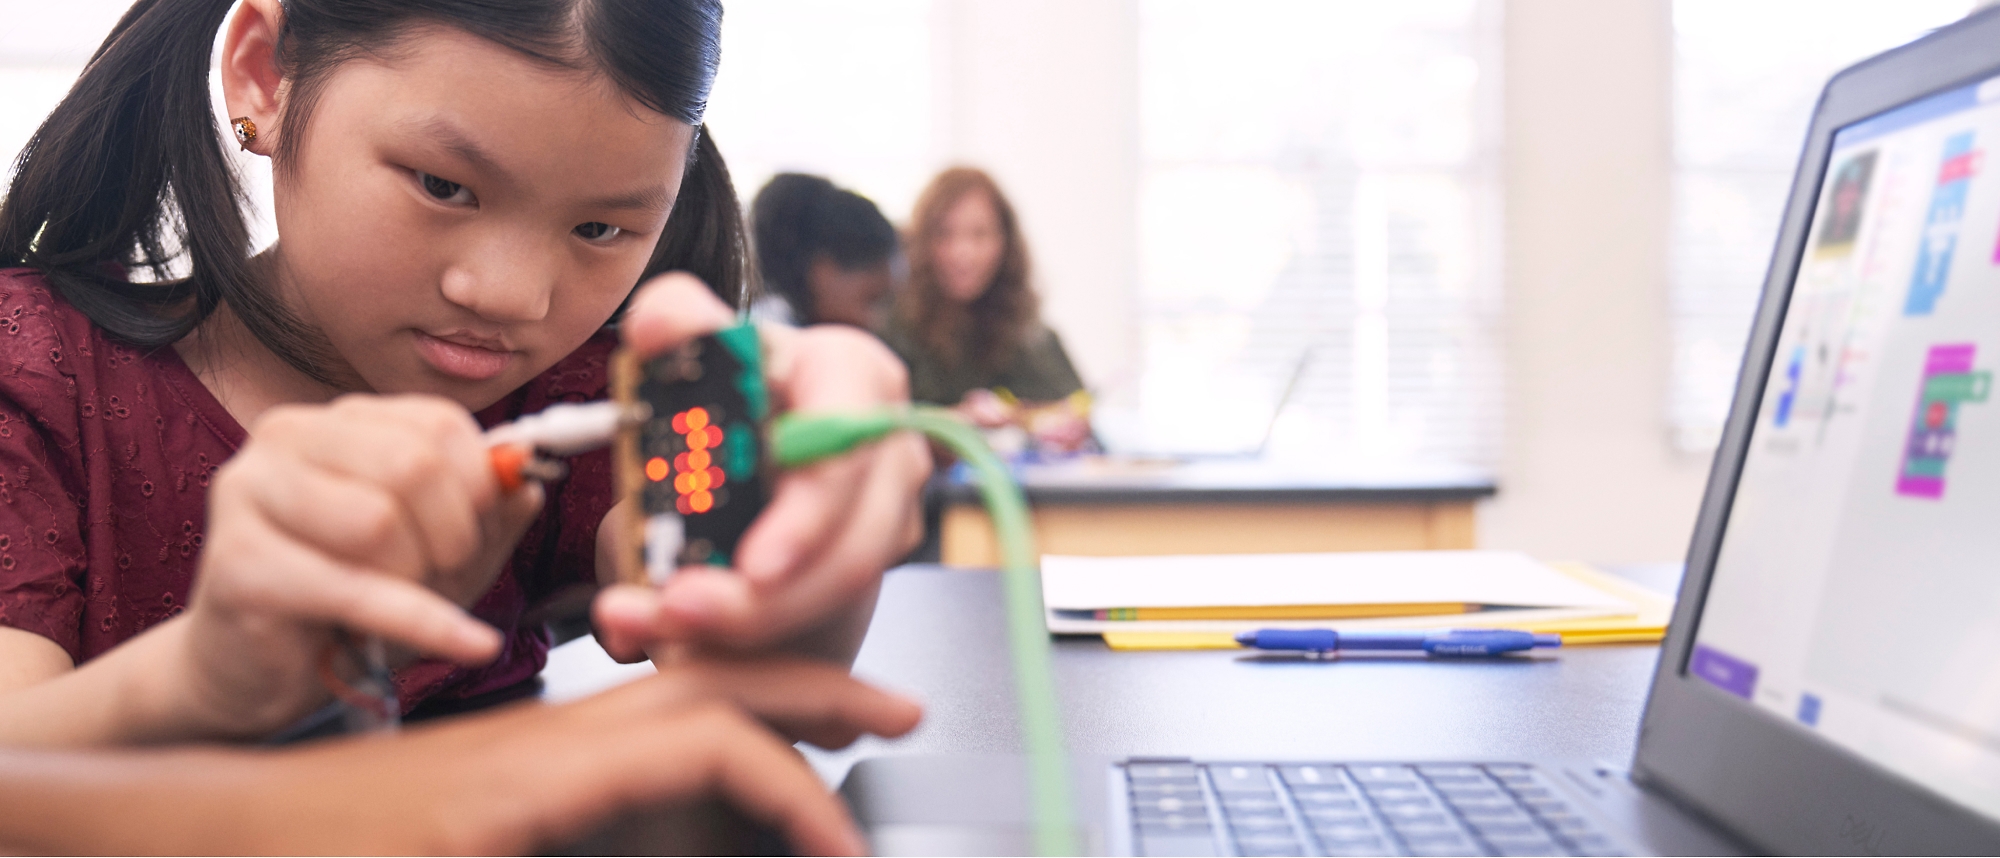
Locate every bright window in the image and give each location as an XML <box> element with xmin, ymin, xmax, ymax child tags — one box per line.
<box><xmin>702</xmin><ymin>0</ymin><xmax>936</xmax><ymax>226</ymax></box>
<box><xmin>1125</xmin><ymin>0</ymin><xmax>1501</xmax><ymax>463</ymax></box>
<box><xmin>1669</xmin><ymin>0</ymin><xmax>1974</xmax><ymax>451</ymax></box>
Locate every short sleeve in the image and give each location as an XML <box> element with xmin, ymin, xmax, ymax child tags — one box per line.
<box><xmin>478</xmin><ymin>333</ymin><xmax>619</xmax><ymax>607</ymax></box>
<box><xmin>876</xmin><ymin>315</ymin><xmax>974</xmax><ymax>406</ymax></box>
<box><xmin>541</xmin><ymin>445</ymin><xmax>614</xmax><ymax>595</ymax></box>
<box><xmin>1001</xmin><ymin>326</ymin><xmax>1086</xmax><ymax>402</ymax></box>
<box><xmin>0</xmin><ymin>388</ymin><xmax>86</xmax><ymax>662</ymax></box>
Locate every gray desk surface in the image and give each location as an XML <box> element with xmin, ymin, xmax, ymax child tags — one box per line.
<box><xmin>541</xmin><ymin>563</ymin><xmax>1683</xmax><ymax>788</ymax></box>
<box><xmin>935</xmin><ymin>457</ymin><xmax>1497</xmax><ymax>506</ymax></box>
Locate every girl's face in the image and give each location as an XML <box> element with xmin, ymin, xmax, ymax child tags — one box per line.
<box><xmin>269</xmin><ymin>27</ymin><xmax>693</xmax><ymax>410</ymax></box>
<box><xmin>931</xmin><ymin>191</ymin><xmax>1006</xmax><ymax>304</ymax></box>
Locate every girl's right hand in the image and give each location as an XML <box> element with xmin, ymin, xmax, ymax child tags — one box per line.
<box><xmin>171</xmin><ymin>394</ymin><xmax>538</xmax><ymax>738</ymax></box>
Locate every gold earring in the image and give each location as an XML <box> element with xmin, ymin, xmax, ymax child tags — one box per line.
<box><xmin>231</xmin><ymin>117</ymin><xmax>258</xmax><ymax>150</ymax></box>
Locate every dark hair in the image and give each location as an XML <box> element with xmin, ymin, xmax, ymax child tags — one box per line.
<box><xmin>896</xmin><ymin>166</ymin><xmax>1037</xmax><ymax>372</ymax></box>
<box><xmin>749</xmin><ymin>172</ymin><xmax>898</xmax><ymax>323</ymax></box>
<box><xmin>0</xmin><ymin>0</ymin><xmax>741</xmax><ymax>386</ymax></box>
<box><xmin>646</xmin><ymin>127</ymin><xmax>746</xmax><ymax>314</ymax></box>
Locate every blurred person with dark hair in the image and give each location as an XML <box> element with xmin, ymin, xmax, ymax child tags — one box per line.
<box><xmin>883</xmin><ymin>167</ymin><xmax>1090</xmax><ymax>453</ymax></box>
<box><xmin>750</xmin><ymin>173</ymin><xmax>900</xmax><ymax>328</ymax></box>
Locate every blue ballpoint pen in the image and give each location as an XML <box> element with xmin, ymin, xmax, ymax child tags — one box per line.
<box><xmin>1234</xmin><ymin>628</ymin><xmax>1562</xmax><ymax>657</ymax></box>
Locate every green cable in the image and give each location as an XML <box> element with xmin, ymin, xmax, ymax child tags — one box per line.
<box><xmin>770</xmin><ymin>407</ymin><xmax>1079</xmax><ymax>856</ymax></box>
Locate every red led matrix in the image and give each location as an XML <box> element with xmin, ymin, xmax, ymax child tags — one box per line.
<box><xmin>646</xmin><ymin>406</ymin><xmax>729</xmax><ymax>515</ymax></box>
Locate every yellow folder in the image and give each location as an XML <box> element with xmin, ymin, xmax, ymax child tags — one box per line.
<box><xmin>1099</xmin><ymin>562</ymin><xmax>1671</xmax><ymax>651</ymax></box>
<box><xmin>1046</xmin><ymin>551</ymin><xmax>1639</xmax><ymax>635</ymax></box>
<box><xmin>1091</xmin><ymin>603</ymin><xmax>1472</xmax><ymax>621</ymax></box>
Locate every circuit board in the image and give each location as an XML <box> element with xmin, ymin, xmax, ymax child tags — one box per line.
<box><xmin>610</xmin><ymin>324</ymin><xmax>769</xmax><ymax>585</ymax></box>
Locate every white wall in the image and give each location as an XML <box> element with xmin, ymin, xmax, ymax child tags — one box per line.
<box><xmin>1477</xmin><ymin>0</ymin><xmax>1713</xmax><ymax>563</ymax></box>
<box><xmin>0</xmin><ymin>3</ymin><xmax>125</xmax><ymax>63</ymax></box>
<box><xmin>0</xmin><ymin>0</ymin><xmax>277</xmax><ymax>250</ymax></box>
<box><xmin>931</xmin><ymin>0</ymin><xmax>1142</xmax><ymax>392</ymax></box>
<box><xmin>0</xmin><ymin>1</ymin><xmax>130</xmax><ymax>175</ymax></box>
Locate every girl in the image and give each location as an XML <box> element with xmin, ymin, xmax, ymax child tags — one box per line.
<box><xmin>0</xmin><ymin>0</ymin><xmax>927</xmax><ymax>745</ymax></box>
<box><xmin>748</xmin><ymin>172</ymin><xmax>900</xmax><ymax>329</ymax></box>
<box><xmin>881</xmin><ymin>167</ymin><xmax>1091</xmax><ymax>452</ymax></box>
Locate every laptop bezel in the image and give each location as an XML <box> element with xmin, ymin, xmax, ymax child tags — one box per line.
<box><xmin>1633</xmin><ymin>8</ymin><xmax>2000</xmax><ymax>854</ymax></box>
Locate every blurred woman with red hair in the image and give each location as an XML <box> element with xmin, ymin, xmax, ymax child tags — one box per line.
<box><xmin>882</xmin><ymin>168</ymin><xmax>1090</xmax><ymax>451</ymax></box>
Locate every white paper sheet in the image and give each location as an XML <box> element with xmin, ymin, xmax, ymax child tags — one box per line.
<box><xmin>1040</xmin><ymin>550</ymin><xmax>1632</xmax><ymax>611</ymax></box>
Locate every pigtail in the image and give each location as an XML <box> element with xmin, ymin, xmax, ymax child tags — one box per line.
<box><xmin>0</xmin><ymin>0</ymin><xmax>343</xmax><ymax>382</ymax></box>
<box><xmin>644</xmin><ymin>125</ymin><xmax>749</xmax><ymax>309</ymax></box>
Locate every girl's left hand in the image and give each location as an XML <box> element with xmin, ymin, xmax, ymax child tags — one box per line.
<box><xmin>956</xmin><ymin>388</ymin><xmax>1016</xmax><ymax>429</ymax></box>
<box><xmin>592</xmin><ymin>274</ymin><xmax>930</xmax><ymax>663</ymax></box>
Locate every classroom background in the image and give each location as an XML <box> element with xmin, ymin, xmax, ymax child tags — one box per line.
<box><xmin>0</xmin><ymin>0</ymin><xmax>1976</xmax><ymax>564</ymax></box>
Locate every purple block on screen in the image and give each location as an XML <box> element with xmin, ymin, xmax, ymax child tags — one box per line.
<box><xmin>1926</xmin><ymin>343</ymin><xmax>1979</xmax><ymax>374</ymax></box>
<box><xmin>1897</xmin><ymin>475</ymin><xmax>1944</xmax><ymax>498</ymax></box>
<box><xmin>1897</xmin><ymin>343</ymin><xmax>1983</xmax><ymax>499</ymax></box>
<box><xmin>1691</xmin><ymin>644</ymin><xmax>1758</xmax><ymax>700</ymax></box>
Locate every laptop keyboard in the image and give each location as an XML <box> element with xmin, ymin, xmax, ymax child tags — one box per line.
<box><xmin>1122</xmin><ymin>761</ymin><xmax>1626</xmax><ymax>857</ymax></box>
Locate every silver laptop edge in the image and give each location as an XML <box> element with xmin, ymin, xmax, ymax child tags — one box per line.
<box><xmin>1634</xmin><ymin>8</ymin><xmax>2000</xmax><ymax>855</ymax></box>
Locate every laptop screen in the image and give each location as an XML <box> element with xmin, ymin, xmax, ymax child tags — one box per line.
<box><xmin>1691</xmin><ymin>74</ymin><xmax>2000</xmax><ymax>821</ymax></box>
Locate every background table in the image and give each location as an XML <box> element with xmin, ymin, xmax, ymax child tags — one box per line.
<box><xmin>935</xmin><ymin>458</ymin><xmax>1498</xmax><ymax>567</ymax></box>
<box><xmin>541</xmin><ymin>564</ymin><xmax>1681</xmax><ymax>788</ymax></box>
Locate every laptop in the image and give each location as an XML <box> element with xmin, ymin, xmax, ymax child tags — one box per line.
<box><xmin>842</xmin><ymin>8</ymin><xmax>2000</xmax><ymax>855</ymax></box>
